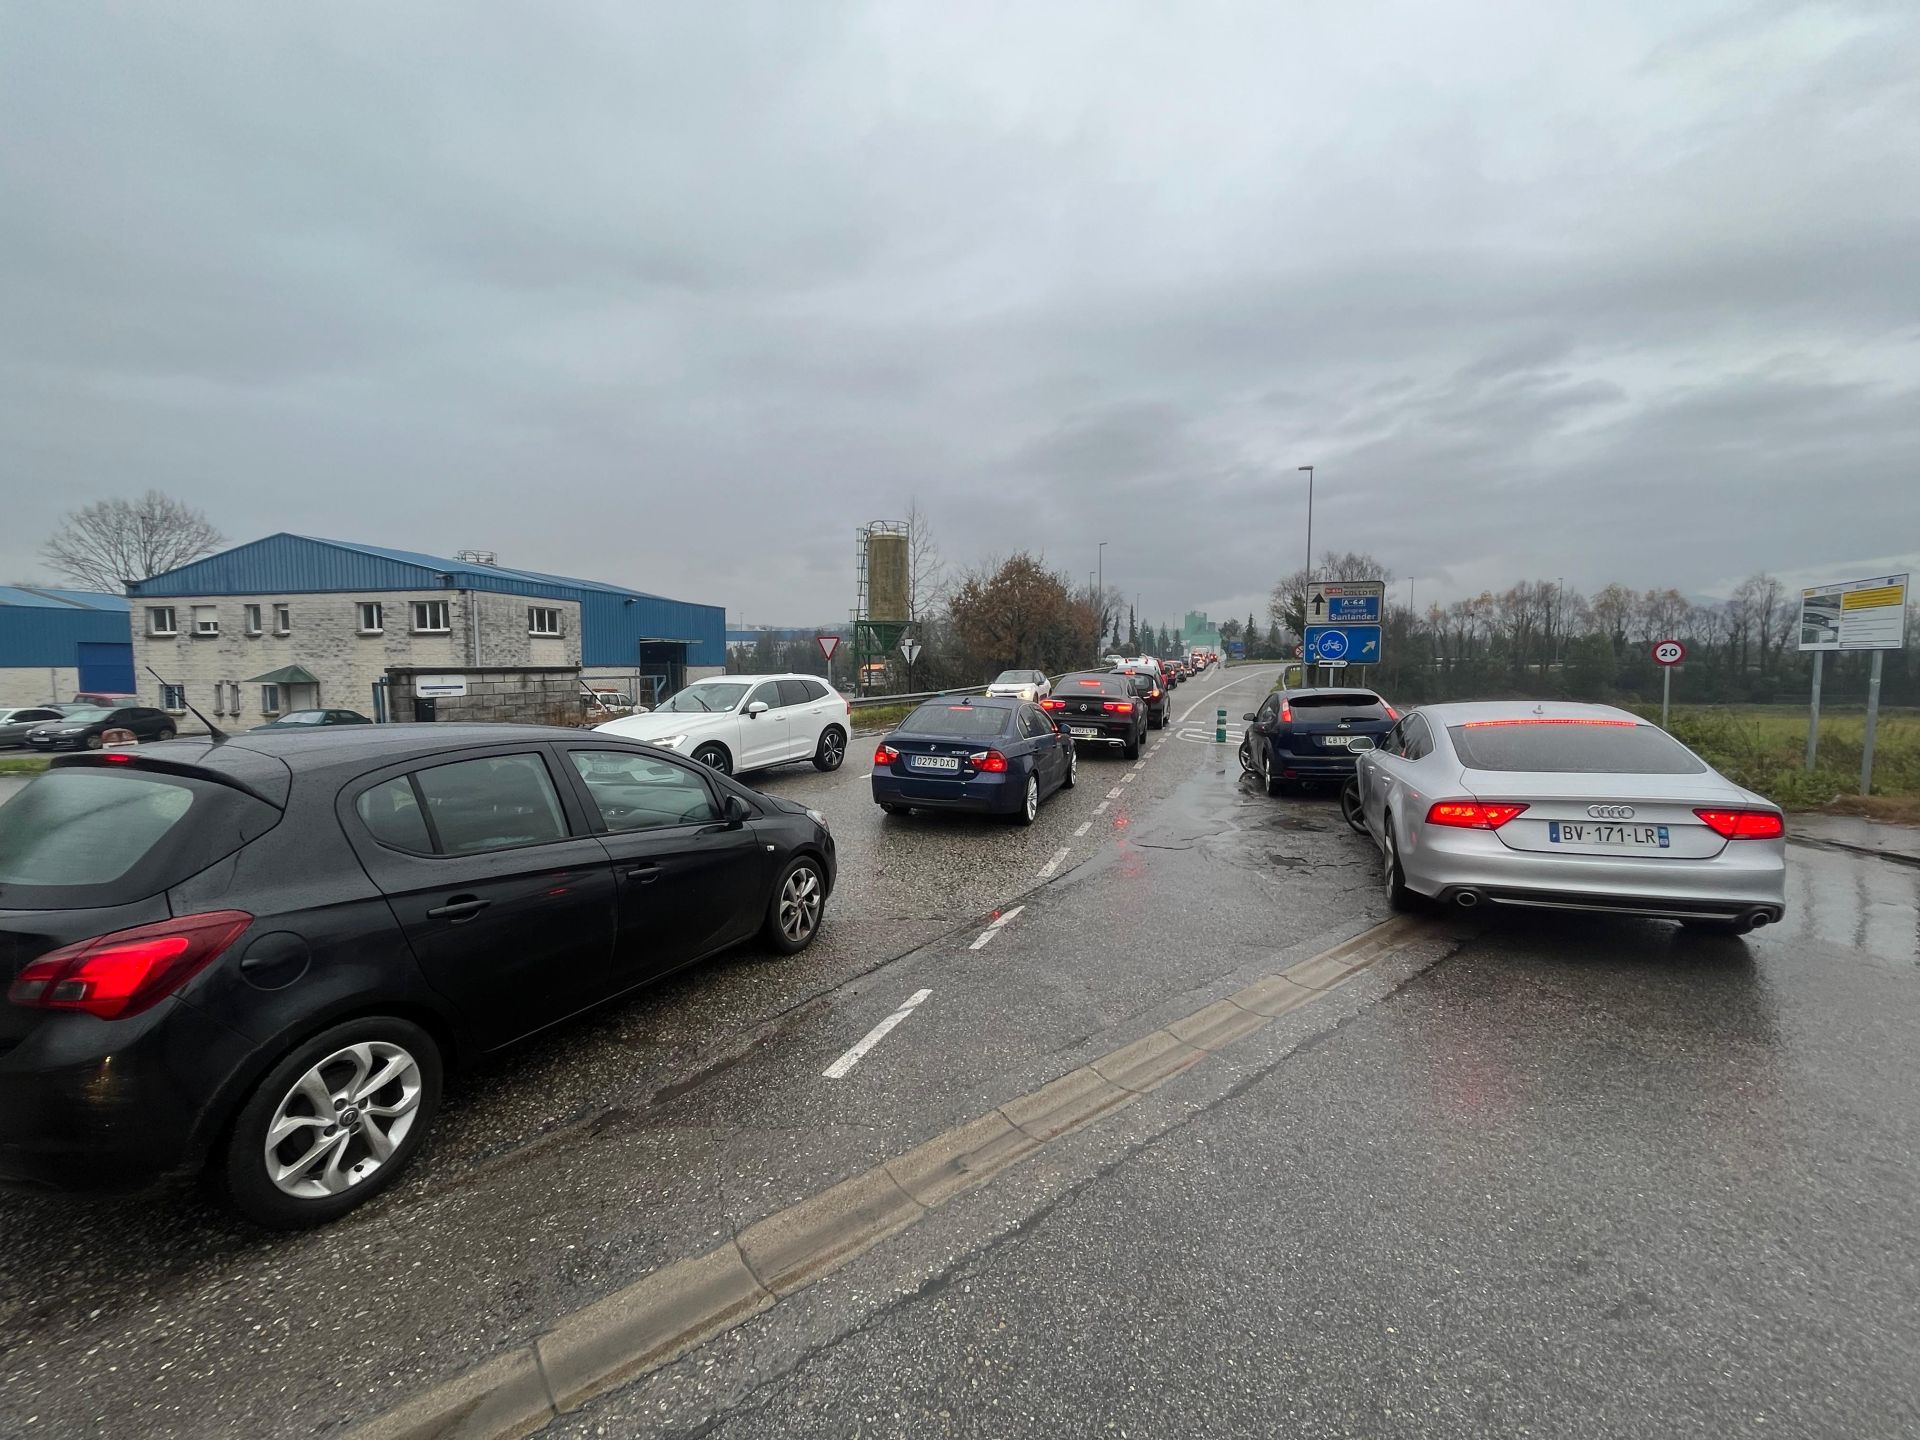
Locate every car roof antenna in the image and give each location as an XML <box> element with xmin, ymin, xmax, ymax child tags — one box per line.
<box><xmin>145</xmin><ymin>664</ymin><xmax>228</xmax><ymax>742</ymax></box>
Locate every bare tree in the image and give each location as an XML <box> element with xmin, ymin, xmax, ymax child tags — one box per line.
<box><xmin>904</xmin><ymin>500</ymin><xmax>950</xmax><ymax>624</ymax></box>
<box><xmin>42</xmin><ymin>490</ymin><xmax>223</xmax><ymax>592</ymax></box>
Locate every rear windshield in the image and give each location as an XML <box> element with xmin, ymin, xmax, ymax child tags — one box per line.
<box><xmin>0</xmin><ymin>767</ymin><xmax>281</xmax><ymax>909</ymax></box>
<box><xmin>1059</xmin><ymin>673</ymin><xmax>1130</xmax><ymax>697</ymax></box>
<box><xmin>1447</xmin><ymin>721</ymin><xmax>1707</xmax><ymax>774</ymax></box>
<box><xmin>1290</xmin><ymin>693</ymin><xmax>1383</xmax><ymax>710</ymax></box>
<box><xmin>902</xmin><ymin>704</ymin><xmax>1013</xmax><ymax>739</ymax></box>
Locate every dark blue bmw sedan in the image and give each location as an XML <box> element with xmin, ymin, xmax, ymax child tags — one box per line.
<box><xmin>871</xmin><ymin>696</ymin><xmax>1076</xmax><ymax>825</ymax></box>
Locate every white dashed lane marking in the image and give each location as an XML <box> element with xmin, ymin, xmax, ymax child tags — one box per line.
<box><xmin>822</xmin><ymin>988</ymin><xmax>932</xmax><ymax>1079</ymax></box>
<box><xmin>967</xmin><ymin>905</ymin><xmax>1026</xmax><ymax>951</ymax></box>
<box><xmin>1037</xmin><ymin>846</ymin><xmax>1070</xmax><ymax>879</ymax></box>
<box><xmin>1073</xmin><ymin>821</ymin><xmax>1092</xmax><ymax>837</ymax></box>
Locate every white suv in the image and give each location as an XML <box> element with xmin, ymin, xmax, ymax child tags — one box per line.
<box><xmin>595</xmin><ymin>674</ymin><xmax>851</xmax><ymax>776</ymax></box>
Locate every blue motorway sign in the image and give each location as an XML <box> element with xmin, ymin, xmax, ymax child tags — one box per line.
<box><xmin>1327</xmin><ymin>595</ymin><xmax>1380</xmax><ymax>623</ymax></box>
<box><xmin>1227</xmin><ymin>640</ymin><xmax>1246</xmax><ymax>658</ymax></box>
<box><xmin>1306</xmin><ymin>625</ymin><xmax>1382</xmax><ymax>663</ymax></box>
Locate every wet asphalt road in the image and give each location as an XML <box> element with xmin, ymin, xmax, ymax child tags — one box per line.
<box><xmin>4</xmin><ymin>667</ymin><xmax>1919</xmax><ymax>1438</ymax></box>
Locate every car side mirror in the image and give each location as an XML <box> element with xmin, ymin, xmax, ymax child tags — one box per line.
<box><xmin>1346</xmin><ymin>736</ymin><xmax>1376</xmax><ymax>752</ymax></box>
<box><xmin>1242</xmin><ymin>712</ymin><xmax>1258</xmax><ymax>723</ymax></box>
<box><xmin>746</xmin><ymin>701</ymin><xmax>769</xmax><ymax>717</ymax></box>
<box><xmin>723</xmin><ymin>793</ymin><xmax>751</xmax><ymax>825</ymax></box>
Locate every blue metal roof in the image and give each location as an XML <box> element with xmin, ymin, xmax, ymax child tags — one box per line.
<box><xmin>124</xmin><ymin>534</ymin><xmax>726</xmax><ymax>667</ymax></box>
<box><xmin>0</xmin><ymin>585</ymin><xmax>130</xmax><ymax>612</ymax></box>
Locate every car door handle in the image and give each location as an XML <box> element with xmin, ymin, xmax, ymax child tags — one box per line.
<box><xmin>427</xmin><ymin>896</ymin><xmax>489</xmax><ymax>921</ymax></box>
<box><xmin>621</xmin><ymin>864</ymin><xmax>662</xmax><ymax>885</ymax></box>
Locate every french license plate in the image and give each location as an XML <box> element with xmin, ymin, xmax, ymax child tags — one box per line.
<box><xmin>911</xmin><ymin>755</ymin><xmax>960</xmax><ymax>771</ymax></box>
<box><xmin>1068</xmin><ymin>726</ymin><xmax>1100</xmax><ymax>737</ymax></box>
<box><xmin>1548</xmin><ymin>821</ymin><xmax>1669</xmax><ymax>849</ymax></box>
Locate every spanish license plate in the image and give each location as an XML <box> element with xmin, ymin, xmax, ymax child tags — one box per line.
<box><xmin>1548</xmin><ymin>821</ymin><xmax>1669</xmax><ymax>849</ymax></box>
<box><xmin>911</xmin><ymin>755</ymin><xmax>961</xmax><ymax>771</ymax></box>
<box><xmin>1068</xmin><ymin>726</ymin><xmax>1100</xmax><ymax>737</ymax></box>
<box><xmin>1319</xmin><ymin>735</ymin><xmax>1354</xmax><ymax>746</ymax></box>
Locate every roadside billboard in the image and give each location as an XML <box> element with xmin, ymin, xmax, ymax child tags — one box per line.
<box><xmin>1797</xmin><ymin>574</ymin><xmax>1908</xmax><ymax>652</ymax></box>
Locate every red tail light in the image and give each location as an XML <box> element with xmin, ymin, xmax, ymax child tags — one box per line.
<box><xmin>1694</xmin><ymin>808</ymin><xmax>1784</xmax><ymax>840</ymax></box>
<box><xmin>1279</xmin><ymin>700</ymin><xmax>1293</xmax><ymax>723</ymax></box>
<box><xmin>1103</xmin><ymin>700</ymin><xmax>1135</xmax><ymax>714</ymax></box>
<box><xmin>1425</xmin><ymin>801</ymin><xmax>1528</xmax><ymax>830</ymax></box>
<box><xmin>1384</xmin><ymin>704</ymin><xmax>1400</xmax><ymax>720</ymax></box>
<box><xmin>970</xmin><ymin>750</ymin><xmax>1009</xmax><ymax>773</ymax></box>
<box><xmin>8</xmin><ymin>910</ymin><xmax>253</xmax><ymax>1020</ymax></box>
<box><xmin>1149</xmin><ymin>689</ymin><xmax>1162</xmax><ymax>700</ymax></box>
<box><xmin>1039</xmin><ymin>699</ymin><xmax>1066</xmax><ymax>711</ymax></box>
<box><xmin>874</xmin><ymin>743</ymin><xmax>899</xmax><ymax>767</ymax></box>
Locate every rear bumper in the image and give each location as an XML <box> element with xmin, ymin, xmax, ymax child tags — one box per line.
<box><xmin>1401</xmin><ymin>826</ymin><xmax>1788</xmax><ymax>922</ymax></box>
<box><xmin>872</xmin><ymin>769</ymin><xmax>1020</xmax><ymax>814</ymax></box>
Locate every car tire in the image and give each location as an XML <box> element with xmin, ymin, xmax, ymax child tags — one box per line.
<box><xmin>763</xmin><ymin>855</ymin><xmax>827</xmax><ymax>954</ymax></box>
<box><xmin>1383</xmin><ymin>817</ymin><xmax>1418</xmax><ymax>913</ymax></box>
<box><xmin>1238</xmin><ymin>740</ymin><xmax>1258</xmax><ymax>776</ymax></box>
<box><xmin>692</xmin><ymin>743</ymin><xmax>732</xmax><ymax>776</ymax></box>
<box><xmin>1339</xmin><ymin>778</ymin><xmax>1368</xmax><ymax>834</ymax></box>
<box><xmin>1011</xmin><ymin>772</ymin><xmax>1040</xmax><ymax>826</ymax></box>
<box><xmin>1123</xmin><ymin>732</ymin><xmax>1141</xmax><ymax>760</ymax></box>
<box><xmin>1062</xmin><ymin>745</ymin><xmax>1077</xmax><ymax>789</ymax></box>
<box><xmin>84</xmin><ymin>733</ymin><xmax>103</xmax><ymax>750</ymax></box>
<box><xmin>813</xmin><ymin>726</ymin><xmax>846</xmax><ymax>772</ymax></box>
<box><xmin>156</xmin><ymin>726</ymin><xmax>175</xmax><ymax>742</ymax></box>
<box><xmin>1262</xmin><ymin>752</ymin><xmax>1287</xmax><ymax>798</ymax></box>
<box><xmin>221</xmin><ymin>1016</ymin><xmax>442</xmax><ymax>1230</ymax></box>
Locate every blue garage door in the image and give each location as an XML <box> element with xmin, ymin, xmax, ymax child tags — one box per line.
<box><xmin>77</xmin><ymin>641</ymin><xmax>136</xmax><ymax>695</ymax></box>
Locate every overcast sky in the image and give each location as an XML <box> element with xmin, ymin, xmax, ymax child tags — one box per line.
<box><xmin>4</xmin><ymin>1</ymin><xmax>1917</xmax><ymax>630</ymax></box>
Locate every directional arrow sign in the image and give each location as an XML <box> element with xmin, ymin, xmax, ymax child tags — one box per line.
<box><xmin>1306</xmin><ymin>624</ymin><xmax>1382</xmax><ymax>664</ymax></box>
<box><xmin>900</xmin><ymin>639</ymin><xmax>922</xmax><ymax>665</ymax></box>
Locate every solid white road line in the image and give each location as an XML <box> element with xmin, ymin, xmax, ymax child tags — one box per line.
<box><xmin>1037</xmin><ymin>846</ymin><xmax>1070</xmax><ymax>878</ymax></box>
<box><xmin>823</xmin><ymin>988</ymin><xmax>933</xmax><ymax>1079</ymax></box>
<box><xmin>1176</xmin><ymin>666</ymin><xmax>1275</xmax><ymax>726</ymax></box>
<box><xmin>1073</xmin><ymin>821</ymin><xmax>1092</xmax><ymax>837</ymax></box>
<box><xmin>967</xmin><ymin>904</ymin><xmax>1026</xmax><ymax>951</ymax></box>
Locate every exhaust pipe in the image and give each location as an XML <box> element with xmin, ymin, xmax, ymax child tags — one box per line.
<box><xmin>1745</xmin><ymin>909</ymin><xmax>1772</xmax><ymax>931</ymax></box>
<box><xmin>1454</xmin><ymin>889</ymin><xmax>1483</xmax><ymax>910</ymax></box>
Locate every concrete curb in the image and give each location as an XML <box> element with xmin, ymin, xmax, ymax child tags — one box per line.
<box><xmin>344</xmin><ymin>915</ymin><xmax>1413</xmax><ymax>1440</ymax></box>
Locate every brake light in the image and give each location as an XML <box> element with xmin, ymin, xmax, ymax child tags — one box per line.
<box><xmin>874</xmin><ymin>744</ymin><xmax>899</xmax><ymax>767</ymax></box>
<box><xmin>1693</xmin><ymin>808</ymin><xmax>1784</xmax><ymax>840</ymax></box>
<box><xmin>1383</xmin><ymin>704</ymin><xmax>1400</xmax><ymax>720</ymax></box>
<box><xmin>1039</xmin><ymin>699</ymin><xmax>1065</xmax><ymax>711</ymax></box>
<box><xmin>1279</xmin><ymin>700</ymin><xmax>1293</xmax><ymax>723</ymax></box>
<box><xmin>970</xmin><ymin>750</ymin><xmax>1009</xmax><ymax>773</ymax></box>
<box><xmin>1103</xmin><ymin>700</ymin><xmax>1135</xmax><ymax>714</ymax></box>
<box><xmin>1149</xmin><ymin>689</ymin><xmax>1161</xmax><ymax>700</ymax></box>
<box><xmin>7</xmin><ymin>910</ymin><xmax>253</xmax><ymax>1020</ymax></box>
<box><xmin>1425</xmin><ymin>801</ymin><xmax>1528</xmax><ymax>830</ymax></box>
<box><xmin>1076</xmin><ymin>679</ymin><xmax>1104</xmax><ymax>688</ymax></box>
<box><xmin>98</xmin><ymin>752</ymin><xmax>136</xmax><ymax>764</ymax></box>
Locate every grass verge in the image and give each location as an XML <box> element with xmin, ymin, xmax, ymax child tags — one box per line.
<box><xmin>0</xmin><ymin>755</ymin><xmax>51</xmax><ymax>776</ymax></box>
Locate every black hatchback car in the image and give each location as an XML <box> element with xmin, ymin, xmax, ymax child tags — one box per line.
<box><xmin>1240</xmin><ymin>687</ymin><xmax>1398</xmax><ymax>796</ymax></box>
<box><xmin>25</xmin><ymin>704</ymin><xmax>176</xmax><ymax>750</ymax></box>
<box><xmin>1042</xmin><ymin>672</ymin><xmax>1147</xmax><ymax>758</ymax></box>
<box><xmin>0</xmin><ymin>726</ymin><xmax>835</xmax><ymax>1227</ymax></box>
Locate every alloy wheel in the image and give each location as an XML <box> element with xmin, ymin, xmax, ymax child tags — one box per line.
<box><xmin>778</xmin><ymin>863</ymin><xmax>823</xmax><ymax>944</ymax></box>
<box><xmin>820</xmin><ymin>729</ymin><xmax>845</xmax><ymax>769</ymax></box>
<box><xmin>263</xmin><ymin>1041</ymin><xmax>423</xmax><ymax>1200</ymax></box>
<box><xmin>1024</xmin><ymin>774</ymin><xmax>1039</xmax><ymax>822</ymax></box>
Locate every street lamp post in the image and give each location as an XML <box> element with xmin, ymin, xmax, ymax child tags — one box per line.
<box><xmin>1097</xmin><ymin>541</ymin><xmax>1108</xmax><ymax>657</ymax></box>
<box><xmin>1298</xmin><ymin>465</ymin><xmax>1315</xmax><ymax>683</ymax></box>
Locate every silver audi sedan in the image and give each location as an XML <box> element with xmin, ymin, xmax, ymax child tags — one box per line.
<box><xmin>1352</xmin><ymin>701</ymin><xmax>1787</xmax><ymax>934</ymax></box>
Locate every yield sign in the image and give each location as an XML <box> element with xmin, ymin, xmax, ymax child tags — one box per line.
<box><xmin>816</xmin><ymin>634</ymin><xmax>841</xmax><ymax>660</ymax></box>
<box><xmin>900</xmin><ymin>639</ymin><xmax>922</xmax><ymax>665</ymax></box>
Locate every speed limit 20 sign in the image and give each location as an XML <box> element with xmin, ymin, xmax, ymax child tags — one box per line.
<box><xmin>1651</xmin><ymin>639</ymin><xmax>1686</xmax><ymax>667</ymax></box>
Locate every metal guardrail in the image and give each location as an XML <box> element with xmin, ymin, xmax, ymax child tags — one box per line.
<box><xmin>846</xmin><ymin>684</ymin><xmax>991</xmax><ymax>710</ymax></box>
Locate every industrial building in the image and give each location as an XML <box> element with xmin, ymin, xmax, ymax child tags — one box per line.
<box><xmin>125</xmin><ymin>534</ymin><xmax>726</xmax><ymax>728</ymax></box>
<box><xmin>0</xmin><ymin>586</ymin><xmax>134</xmax><ymax>707</ymax></box>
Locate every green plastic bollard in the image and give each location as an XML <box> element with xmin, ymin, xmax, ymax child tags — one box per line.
<box><xmin>1215</xmin><ymin>707</ymin><xmax>1226</xmax><ymax>743</ymax></box>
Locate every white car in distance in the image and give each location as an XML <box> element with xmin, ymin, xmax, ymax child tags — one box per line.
<box><xmin>595</xmin><ymin>674</ymin><xmax>850</xmax><ymax>777</ymax></box>
<box><xmin>985</xmin><ymin>669</ymin><xmax>1053</xmax><ymax>703</ymax></box>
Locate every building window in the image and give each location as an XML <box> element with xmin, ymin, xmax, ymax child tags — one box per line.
<box><xmin>529</xmin><ymin>606</ymin><xmax>562</xmax><ymax>637</ymax></box>
<box><xmin>273</xmin><ymin>603</ymin><xmax>291</xmax><ymax>635</ymax></box>
<box><xmin>160</xmin><ymin>684</ymin><xmax>186</xmax><ymax>713</ymax></box>
<box><xmin>244</xmin><ymin>604</ymin><xmax>262</xmax><ymax>635</ymax></box>
<box><xmin>213</xmin><ymin>681</ymin><xmax>228</xmax><ymax>717</ymax></box>
<box><xmin>357</xmin><ymin>601</ymin><xmax>385</xmax><ymax>635</ymax></box>
<box><xmin>260</xmin><ymin>684</ymin><xmax>281</xmax><ymax>715</ymax></box>
<box><xmin>147</xmin><ymin>606</ymin><xmax>177</xmax><ymax>637</ymax></box>
<box><xmin>192</xmin><ymin>604</ymin><xmax>219</xmax><ymax>637</ymax></box>
<box><xmin>411</xmin><ymin>600</ymin><xmax>450</xmax><ymax>633</ymax></box>
<box><xmin>228</xmin><ymin>681</ymin><xmax>242</xmax><ymax>714</ymax></box>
